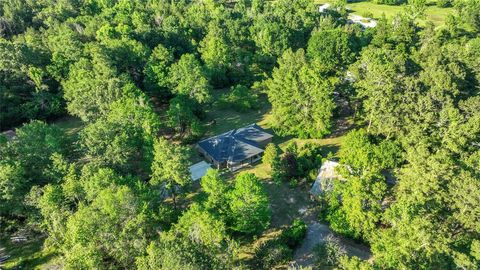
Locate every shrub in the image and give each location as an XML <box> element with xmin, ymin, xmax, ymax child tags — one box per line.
<box><xmin>296</xmin><ymin>143</ymin><xmax>323</xmax><ymax>178</ymax></box>
<box><xmin>373</xmin><ymin>0</ymin><xmax>406</xmax><ymax>5</ymax></box>
<box><xmin>338</xmin><ymin>255</ymin><xmax>374</xmax><ymax>270</ymax></box>
<box><xmin>219</xmin><ymin>84</ymin><xmax>259</xmax><ymax>112</ymax></box>
<box><xmin>436</xmin><ymin>0</ymin><xmax>452</xmax><ymax>7</ymax></box>
<box><xmin>361</xmin><ymin>11</ymin><xmax>374</xmax><ymax>18</ymax></box>
<box><xmin>254</xmin><ymin>240</ymin><xmax>293</xmax><ymax>269</ymax></box>
<box><xmin>289</xmin><ymin>178</ymin><xmax>299</xmax><ymax>188</ymax></box>
<box><xmin>313</xmin><ymin>236</ymin><xmax>347</xmax><ymax>267</ymax></box>
<box><xmin>271</xmin><ymin>158</ymin><xmax>285</xmax><ymax>184</ymax></box>
<box><xmin>308</xmin><ymin>169</ymin><xmax>318</xmax><ymax>182</ymax></box>
<box><xmin>280</xmin><ymin>219</ymin><xmax>308</xmax><ymax>248</ymax></box>
<box><xmin>262</xmin><ymin>143</ymin><xmax>280</xmax><ymax>168</ymax></box>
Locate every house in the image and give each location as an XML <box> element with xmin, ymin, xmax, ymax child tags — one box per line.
<box><xmin>310</xmin><ymin>160</ymin><xmax>344</xmax><ymax>198</ymax></box>
<box><xmin>196</xmin><ymin>124</ymin><xmax>273</xmax><ymax>171</ymax></box>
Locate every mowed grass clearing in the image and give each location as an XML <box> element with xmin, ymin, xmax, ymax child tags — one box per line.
<box><xmin>315</xmin><ymin>0</ymin><xmax>454</xmax><ymax>26</ymax></box>
<box><xmin>0</xmin><ymin>237</ymin><xmax>58</xmax><ymax>270</ymax></box>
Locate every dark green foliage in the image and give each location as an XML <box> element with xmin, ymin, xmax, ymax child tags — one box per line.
<box><xmin>151</xmin><ymin>137</ymin><xmax>192</xmax><ymax>210</ymax></box>
<box><xmin>63</xmin><ymin>58</ymin><xmax>137</xmax><ymax>122</ymax></box>
<box><xmin>2</xmin><ymin>121</ymin><xmax>67</xmax><ymax>180</ymax></box>
<box><xmin>199</xmin><ymin>24</ymin><xmax>232</xmax><ymax>87</ymax></box>
<box><xmin>200</xmin><ymin>169</ymin><xmax>229</xmax><ymax>215</ymax></box>
<box><xmin>219</xmin><ymin>84</ymin><xmax>259</xmax><ymax>112</ymax></box>
<box><xmin>81</xmin><ymin>95</ymin><xmax>160</xmax><ymax>175</ymax></box>
<box><xmin>137</xmin><ymin>198</ymin><xmax>236</xmax><ymax>269</ymax></box>
<box><xmin>33</xmin><ymin>164</ymin><xmax>164</xmax><ymax>269</ymax></box>
<box><xmin>373</xmin><ymin>0</ymin><xmax>407</xmax><ymax>5</ymax></box>
<box><xmin>253</xmin><ymin>240</ymin><xmax>292</xmax><ymax>270</ymax></box>
<box><xmin>0</xmin><ymin>121</ymin><xmax>68</xmax><ymax>224</ymax></box>
<box><xmin>137</xmin><ymin>231</ymin><xmax>235</xmax><ymax>270</ymax></box>
<box><xmin>167</xmin><ymin>95</ymin><xmax>204</xmax><ymax>139</ymax></box>
<box><xmin>169</xmin><ymin>53</ymin><xmax>212</xmax><ymax>105</ymax></box>
<box><xmin>0</xmin><ymin>163</ymin><xmax>25</xmax><ymax>219</ymax></box>
<box><xmin>280</xmin><ymin>219</ymin><xmax>308</xmax><ymax>249</ymax></box>
<box><xmin>266</xmin><ymin>49</ymin><xmax>335</xmax><ymax>138</ymax></box>
<box><xmin>325</xmin><ymin>172</ymin><xmax>387</xmax><ymax>240</ymax></box>
<box><xmin>295</xmin><ymin>143</ymin><xmax>324</xmax><ymax>179</ymax></box>
<box><xmin>251</xmin><ymin>0</ymin><xmax>319</xmax><ymax>60</ymax></box>
<box><xmin>143</xmin><ymin>44</ymin><xmax>174</xmax><ymax>96</ymax></box>
<box><xmin>228</xmin><ymin>173</ymin><xmax>270</xmax><ymax>235</ymax></box>
<box><xmin>339</xmin><ymin>129</ymin><xmax>401</xmax><ymax>173</ymax></box>
<box><xmin>254</xmin><ymin>219</ymin><xmax>307</xmax><ymax>269</ymax></box>
<box><xmin>307</xmin><ymin>23</ymin><xmax>355</xmax><ymax>73</ymax></box>
<box><xmin>437</xmin><ymin>0</ymin><xmax>452</xmax><ymax>8</ymax></box>
<box><xmin>272</xmin><ymin>142</ymin><xmax>323</xmax><ymax>184</ymax></box>
<box><xmin>313</xmin><ymin>238</ymin><xmax>346</xmax><ymax>267</ymax></box>
<box><xmin>0</xmin><ymin>39</ymin><xmax>64</xmax><ymax>128</ymax></box>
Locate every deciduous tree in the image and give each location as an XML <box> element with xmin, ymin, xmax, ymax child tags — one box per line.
<box><xmin>228</xmin><ymin>173</ymin><xmax>270</xmax><ymax>234</ymax></box>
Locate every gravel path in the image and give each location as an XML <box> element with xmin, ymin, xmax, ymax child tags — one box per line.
<box><xmin>292</xmin><ymin>206</ymin><xmax>372</xmax><ymax>267</ymax></box>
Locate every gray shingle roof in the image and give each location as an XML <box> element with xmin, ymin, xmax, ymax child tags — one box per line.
<box><xmin>198</xmin><ymin>124</ymin><xmax>272</xmax><ymax>163</ymax></box>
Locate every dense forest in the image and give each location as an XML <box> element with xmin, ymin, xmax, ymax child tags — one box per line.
<box><xmin>0</xmin><ymin>0</ymin><xmax>479</xmax><ymax>269</ymax></box>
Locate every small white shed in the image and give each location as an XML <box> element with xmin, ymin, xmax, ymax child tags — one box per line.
<box><xmin>310</xmin><ymin>160</ymin><xmax>343</xmax><ymax>197</ymax></box>
<box><xmin>318</xmin><ymin>3</ymin><xmax>331</xmax><ymax>13</ymax></box>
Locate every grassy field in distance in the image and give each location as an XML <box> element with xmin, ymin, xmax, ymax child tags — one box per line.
<box><xmin>315</xmin><ymin>0</ymin><xmax>454</xmax><ymax>26</ymax></box>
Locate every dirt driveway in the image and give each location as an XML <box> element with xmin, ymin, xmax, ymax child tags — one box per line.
<box><xmin>292</xmin><ymin>204</ymin><xmax>371</xmax><ymax>267</ymax></box>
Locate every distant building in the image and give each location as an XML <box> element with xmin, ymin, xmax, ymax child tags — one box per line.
<box><xmin>348</xmin><ymin>14</ymin><xmax>377</xmax><ymax>28</ymax></box>
<box><xmin>1</xmin><ymin>130</ymin><xmax>16</xmax><ymax>141</ymax></box>
<box><xmin>197</xmin><ymin>124</ymin><xmax>273</xmax><ymax>171</ymax></box>
<box><xmin>318</xmin><ymin>3</ymin><xmax>377</xmax><ymax>29</ymax></box>
<box><xmin>310</xmin><ymin>160</ymin><xmax>345</xmax><ymax>198</ymax></box>
<box><xmin>318</xmin><ymin>3</ymin><xmax>331</xmax><ymax>13</ymax></box>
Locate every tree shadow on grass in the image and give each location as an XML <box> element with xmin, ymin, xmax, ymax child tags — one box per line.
<box><xmin>319</xmin><ymin>143</ymin><xmax>341</xmax><ymax>158</ymax></box>
<box><xmin>1</xmin><ymin>236</ymin><xmax>58</xmax><ymax>270</ymax></box>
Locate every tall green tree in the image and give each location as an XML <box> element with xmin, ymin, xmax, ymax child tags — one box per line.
<box><xmin>137</xmin><ymin>230</ymin><xmax>235</xmax><ymax>270</ymax></box>
<box><xmin>251</xmin><ymin>0</ymin><xmax>318</xmax><ymax>60</ymax></box>
<box><xmin>80</xmin><ymin>95</ymin><xmax>160</xmax><ymax>174</ymax></box>
<box><xmin>228</xmin><ymin>173</ymin><xmax>270</xmax><ymax>234</ymax></box>
<box><xmin>168</xmin><ymin>53</ymin><xmax>212</xmax><ymax>104</ymax></box>
<box><xmin>199</xmin><ymin>23</ymin><xmax>232</xmax><ymax>87</ymax></box>
<box><xmin>307</xmin><ymin>24</ymin><xmax>354</xmax><ymax>73</ymax></box>
<box><xmin>200</xmin><ymin>169</ymin><xmax>229</xmax><ymax>215</ymax></box>
<box><xmin>62</xmin><ymin>58</ymin><xmax>138</xmax><ymax>122</ymax></box>
<box><xmin>143</xmin><ymin>44</ymin><xmax>174</xmax><ymax>96</ymax></box>
<box><xmin>266</xmin><ymin>49</ymin><xmax>335</xmax><ymax>138</ymax></box>
<box><xmin>262</xmin><ymin>143</ymin><xmax>280</xmax><ymax>169</ymax></box>
<box><xmin>352</xmin><ymin>46</ymin><xmax>411</xmax><ymax>137</ymax></box>
<box><xmin>151</xmin><ymin>138</ymin><xmax>191</xmax><ymax>209</ymax></box>
<box><xmin>167</xmin><ymin>95</ymin><xmax>203</xmax><ymax>138</ymax></box>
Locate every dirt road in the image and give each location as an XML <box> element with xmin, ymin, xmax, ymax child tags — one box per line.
<box><xmin>292</xmin><ymin>205</ymin><xmax>371</xmax><ymax>267</ymax></box>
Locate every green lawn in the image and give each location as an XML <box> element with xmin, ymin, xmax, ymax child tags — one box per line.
<box><xmin>203</xmin><ymin>91</ymin><xmax>273</xmax><ymax>137</ymax></box>
<box><xmin>52</xmin><ymin>116</ymin><xmax>83</xmax><ymax>139</ymax></box>
<box><xmin>0</xmin><ymin>237</ymin><xmax>58</xmax><ymax>269</ymax></box>
<box><xmin>316</xmin><ymin>0</ymin><xmax>454</xmax><ymax>26</ymax></box>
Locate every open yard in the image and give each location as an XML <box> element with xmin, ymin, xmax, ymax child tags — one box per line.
<box><xmin>316</xmin><ymin>0</ymin><xmax>454</xmax><ymax>27</ymax></box>
<box><xmin>199</xmin><ymin>90</ymin><xmax>370</xmax><ymax>268</ymax></box>
<box><xmin>0</xmin><ymin>236</ymin><xmax>58</xmax><ymax>270</ymax></box>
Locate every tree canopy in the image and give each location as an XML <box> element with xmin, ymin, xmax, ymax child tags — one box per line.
<box><xmin>1</xmin><ymin>0</ymin><xmax>479</xmax><ymax>269</ymax></box>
